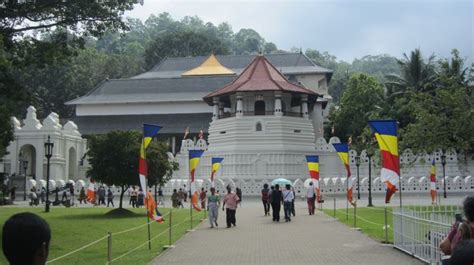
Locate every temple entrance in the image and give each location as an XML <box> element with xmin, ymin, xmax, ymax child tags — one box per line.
<box><xmin>254</xmin><ymin>100</ymin><xmax>266</xmax><ymax>115</ymax></box>
<box><xmin>19</xmin><ymin>144</ymin><xmax>36</xmax><ymax>178</ymax></box>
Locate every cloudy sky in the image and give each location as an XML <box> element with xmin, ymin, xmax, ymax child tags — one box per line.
<box><xmin>125</xmin><ymin>0</ymin><xmax>473</xmax><ymax>63</ymax></box>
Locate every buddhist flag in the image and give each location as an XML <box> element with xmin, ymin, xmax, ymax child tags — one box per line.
<box><xmin>306</xmin><ymin>155</ymin><xmax>321</xmax><ymax>202</ymax></box>
<box><xmin>430</xmin><ymin>159</ymin><xmax>436</xmax><ymax>204</ymax></box>
<box><xmin>139</xmin><ymin>124</ymin><xmax>163</xmax><ymax>223</ymax></box>
<box><xmin>86</xmin><ymin>181</ymin><xmax>95</xmax><ymax>203</ymax></box>
<box><xmin>145</xmin><ymin>191</ymin><xmax>163</xmax><ymax>223</ymax></box>
<box><xmin>333</xmin><ymin>143</ymin><xmax>355</xmax><ymax>207</ymax></box>
<box><xmin>211</xmin><ymin>157</ymin><xmax>224</xmax><ymax>188</ymax></box>
<box><xmin>189</xmin><ymin>150</ymin><xmax>205</xmax><ymax>211</ymax></box>
<box><xmin>139</xmin><ymin>124</ymin><xmax>162</xmax><ymax>193</ymax></box>
<box><xmin>369</xmin><ymin>120</ymin><xmax>400</xmax><ymax>203</ymax></box>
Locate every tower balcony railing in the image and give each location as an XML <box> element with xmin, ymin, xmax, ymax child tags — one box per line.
<box><xmin>218</xmin><ymin>111</ymin><xmax>303</xmax><ymax>119</ymax></box>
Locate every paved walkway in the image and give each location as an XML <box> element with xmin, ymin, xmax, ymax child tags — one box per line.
<box><xmin>150</xmin><ymin>202</ymin><xmax>423</xmax><ymax>265</ymax></box>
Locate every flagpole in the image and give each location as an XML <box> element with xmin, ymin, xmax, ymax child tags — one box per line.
<box><xmin>397</xmin><ymin>122</ymin><xmax>402</xmax><ymax>209</ymax></box>
<box><xmin>142</xmin><ymin>129</ymin><xmax>152</xmax><ymax>250</ymax></box>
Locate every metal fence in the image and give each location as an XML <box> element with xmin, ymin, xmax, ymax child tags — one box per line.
<box><xmin>392</xmin><ymin>205</ymin><xmax>461</xmax><ymax>264</ymax></box>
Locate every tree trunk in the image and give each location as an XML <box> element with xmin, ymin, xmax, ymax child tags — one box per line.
<box><xmin>119</xmin><ymin>185</ymin><xmax>126</xmax><ymax>209</ymax></box>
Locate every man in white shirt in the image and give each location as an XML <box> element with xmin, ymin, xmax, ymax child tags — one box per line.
<box><xmin>282</xmin><ymin>184</ymin><xmax>295</xmax><ymax>222</ymax></box>
<box><xmin>306</xmin><ymin>181</ymin><xmax>316</xmax><ymax>215</ymax></box>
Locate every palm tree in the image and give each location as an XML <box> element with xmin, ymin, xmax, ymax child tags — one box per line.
<box><xmin>385</xmin><ymin>49</ymin><xmax>437</xmax><ymax>98</ymax></box>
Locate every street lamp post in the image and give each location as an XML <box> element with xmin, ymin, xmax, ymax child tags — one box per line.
<box><xmin>367</xmin><ymin>154</ymin><xmax>374</xmax><ymax>207</ymax></box>
<box><xmin>441</xmin><ymin>152</ymin><xmax>447</xmax><ymax>199</ymax></box>
<box><xmin>355</xmin><ymin>155</ymin><xmax>361</xmax><ymax>200</ymax></box>
<box><xmin>23</xmin><ymin>160</ymin><xmax>28</xmax><ymax>201</ymax></box>
<box><xmin>44</xmin><ymin>136</ymin><xmax>54</xmax><ymax>213</ymax></box>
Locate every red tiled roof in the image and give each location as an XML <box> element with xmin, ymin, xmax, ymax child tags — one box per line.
<box><xmin>204</xmin><ymin>55</ymin><xmax>318</xmax><ymax>103</ymax></box>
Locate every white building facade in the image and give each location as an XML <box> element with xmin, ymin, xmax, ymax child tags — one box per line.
<box><xmin>1</xmin><ymin>106</ymin><xmax>88</xmax><ymax>192</ymax></box>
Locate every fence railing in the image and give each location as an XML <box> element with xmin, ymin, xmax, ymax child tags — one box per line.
<box><xmin>392</xmin><ymin>205</ymin><xmax>461</xmax><ymax>264</ymax></box>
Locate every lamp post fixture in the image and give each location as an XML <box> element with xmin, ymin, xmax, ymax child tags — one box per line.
<box><xmin>441</xmin><ymin>152</ymin><xmax>447</xmax><ymax>199</ymax></box>
<box><xmin>355</xmin><ymin>155</ymin><xmax>361</xmax><ymax>200</ymax></box>
<box><xmin>367</xmin><ymin>153</ymin><xmax>374</xmax><ymax>207</ymax></box>
<box><xmin>44</xmin><ymin>136</ymin><xmax>54</xmax><ymax>213</ymax></box>
<box><xmin>23</xmin><ymin>159</ymin><xmax>28</xmax><ymax>201</ymax></box>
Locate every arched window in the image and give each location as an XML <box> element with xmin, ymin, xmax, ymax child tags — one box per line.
<box><xmin>254</xmin><ymin>100</ymin><xmax>265</xmax><ymax>115</ymax></box>
<box><xmin>256</xmin><ymin>122</ymin><xmax>262</xmax><ymax>131</ymax></box>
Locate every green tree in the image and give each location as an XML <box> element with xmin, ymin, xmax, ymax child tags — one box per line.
<box><xmin>400</xmin><ymin>50</ymin><xmax>474</xmax><ymax>153</ymax></box>
<box><xmin>147</xmin><ymin>142</ymin><xmax>179</xmax><ymax>189</ymax></box>
<box><xmin>87</xmin><ymin>131</ymin><xmax>141</xmax><ymax>209</ymax></box>
<box><xmin>329</xmin><ymin>73</ymin><xmax>385</xmax><ymax>151</ymax></box>
<box><xmin>87</xmin><ymin>131</ymin><xmax>178</xmax><ymax>209</ymax></box>
<box><xmin>144</xmin><ymin>29</ymin><xmax>230</xmax><ymax>69</ymax></box>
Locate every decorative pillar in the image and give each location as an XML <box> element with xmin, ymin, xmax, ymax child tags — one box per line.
<box><xmin>212</xmin><ymin>97</ymin><xmax>219</xmax><ymax>121</ymax></box>
<box><xmin>218</xmin><ymin>102</ymin><xmax>224</xmax><ymax>117</ymax></box>
<box><xmin>236</xmin><ymin>94</ymin><xmax>243</xmax><ymax>118</ymax></box>
<box><xmin>274</xmin><ymin>92</ymin><xmax>282</xmax><ymax>117</ymax></box>
<box><xmin>301</xmin><ymin>95</ymin><xmax>309</xmax><ymax>118</ymax></box>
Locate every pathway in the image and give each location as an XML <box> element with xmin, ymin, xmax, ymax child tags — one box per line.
<box><xmin>150</xmin><ymin>201</ymin><xmax>423</xmax><ymax>265</ymax></box>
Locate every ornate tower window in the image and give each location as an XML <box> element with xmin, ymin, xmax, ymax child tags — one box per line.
<box><xmin>256</xmin><ymin>122</ymin><xmax>262</xmax><ymax>131</ymax></box>
<box><xmin>255</xmin><ymin>100</ymin><xmax>265</xmax><ymax>115</ymax></box>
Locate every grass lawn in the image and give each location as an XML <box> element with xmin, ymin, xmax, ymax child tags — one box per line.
<box><xmin>322</xmin><ymin>207</ymin><xmax>394</xmax><ymax>243</ymax></box>
<box><xmin>0</xmin><ymin>206</ymin><xmax>204</xmax><ymax>265</ymax></box>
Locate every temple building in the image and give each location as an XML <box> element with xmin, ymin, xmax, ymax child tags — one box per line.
<box><xmin>66</xmin><ymin>53</ymin><xmax>333</xmax><ymax>154</ymax></box>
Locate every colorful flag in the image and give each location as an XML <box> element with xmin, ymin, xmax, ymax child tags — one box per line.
<box><xmin>305</xmin><ymin>155</ymin><xmax>321</xmax><ymax>202</ymax></box>
<box><xmin>211</xmin><ymin>157</ymin><xmax>224</xmax><ymax>188</ymax></box>
<box><xmin>139</xmin><ymin>124</ymin><xmax>162</xmax><ymax>192</ymax></box>
<box><xmin>139</xmin><ymin>123</ymin><xmax>163</xmax><ymax>222</ymax></box>
<box><xmin>430</xmin><ymin>159</ymin><xmax>436</xmax><ymax>204</ymax></box>
<box><xmin>145</xmin><ymin>191</ymin><xmax>163</xmax><ymax>223</ymax></box>
<box><xmin>333</xmin><ymin>143</ymin><xmax>355</xmax><ymax>206</ymax></box>
<box><xmin>189</xmin><ymin>150</ymin><xmax>205</xmax><ymax>211</ymax></box>
<box><xmin>86</xmin><ymin>180</ymin><xmax>95</xmax><ymax>203</ymax></box>
<box><xmin>368</xmin><ymin>120</ymin><xmax>400</xmax><ymax>203</ymax></box>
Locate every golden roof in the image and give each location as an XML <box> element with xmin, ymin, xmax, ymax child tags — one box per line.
<box><xmin>181</xmin><ymin>54</ymin><xmax>235</xmax><ymax>76</ymax></box>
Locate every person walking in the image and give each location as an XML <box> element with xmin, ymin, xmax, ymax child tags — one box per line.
<box><xmin>291</xmin><ymin>186</ymin><xmax>296</xmax><ymax>217</ymax></box>
<box><xmin>158</xmin><ymin>187</ymin><xmax>164</xmax><ymax>206</ymax></box>
<box><xmin>207</xmin><ymin>187</ymin><xmax>220</xmax><ymax>228</ymax></box>
<box><xmin>137</xmin><ymin>189</ymin><xmax>144</xmax><ymax>207</ymax></box>
<box><xmin>306</xmin><ymin>181</ymin><xmax>316</xmax><ymax>215</ymax></box>
<box><xmin>106</xmin><ymin>189</ymin><xmax>114</xmax><ymax>207</ymax></box>
<box><xmin>283</xmin><ymin>184</ymin><xmax>294</xmax><ymax>222</ymax></box>
<box><xmin>200</xmin><ymin>188</ymin><xmax>207</xmax><ymax>209</ymax></box>
<box><xmin>178</xmin><ymin>188</ymin><xmax>185</xmax><ymax>208</ymax></box>
<box><xmin>270</xmin><ymin>184</ymin><xmax>282</xmax><ymax>222</ymax></box>
<box><xmin>130</xmin><ymin>187</ymin><xmax>138</xmax><ymax>208</ymax></box>
<box><xmin>261</xmin><ymin>184</ymin><xmax>270</xmax><ymax>216</ymax></box>
<box><xmin>222</xmin><ymin>186</ymin><xmax>240</xmax><ymax>228</ymax></box>
<box><xmin>98</xmin><ymin>186</ymin><xmax>106</xmax><ymax>205</ymax></box>
<box><xmin>40</xmin><ymin>187</ymin><xmax>46</xmax><ymax>204</ymax></box>
<box><xmin>236</xmin><ymin>187</ymin><xmax>242</xmax><ymax>206</ymax></box>
<box><xmin>78</xmin><ymin>187</ymin><xmax>87</xmax><ymax>204</ymax></box>
<box><xmin>171</xmin><ymin>189</ymin><xmax>180</xmax><ymax>208</ymax></box>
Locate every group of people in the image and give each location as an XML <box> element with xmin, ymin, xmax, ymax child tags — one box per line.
<box><xmin>170</xmin><ymin>185</ymin><xmax>241</xmax><ymax>229</ymax></box>
<box><xmin>261</xmin><ymin>183</ymin><xmax>296</xmax><ymax>222</ymax></box>
<box><xmin>76</xmin><ymin>186</ymin><xmax>114</xmax><ymax>207</ymax></box>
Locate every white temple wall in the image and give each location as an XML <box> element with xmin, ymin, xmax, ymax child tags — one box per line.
<box><xmin>76</xmin><ymin>101</ymin><xmax>212</xmax><ymax>116</ymax></box>
<box><xmin>168</xmin><ymin>136</ymin><xmax>474</xmax><ymax>195</ymax></box>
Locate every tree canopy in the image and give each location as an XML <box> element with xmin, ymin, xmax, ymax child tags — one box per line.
<box><xmin>87</xmin><ymin>130</ymin><xmax>177</xmax><ymax>208</ymax></box>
